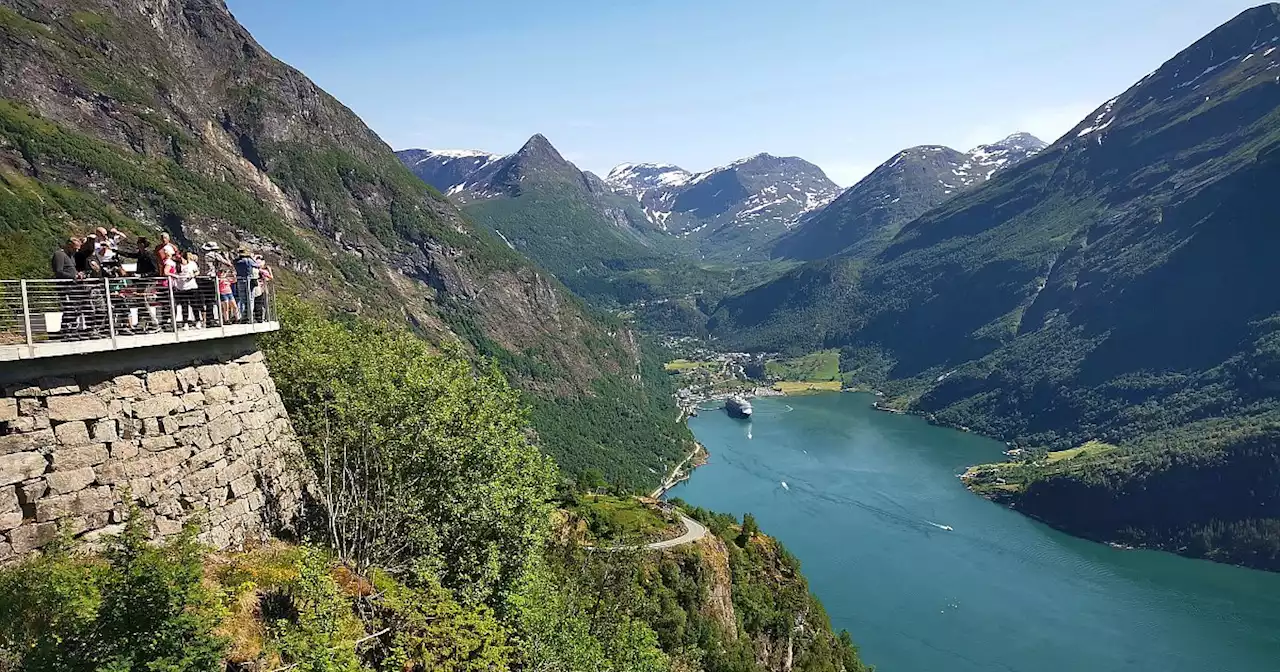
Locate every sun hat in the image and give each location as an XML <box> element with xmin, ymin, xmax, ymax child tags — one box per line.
<box><xmin>202</xmin><ymin>242</ymin><xmax>221</xmax><ymax>251</ymax></box>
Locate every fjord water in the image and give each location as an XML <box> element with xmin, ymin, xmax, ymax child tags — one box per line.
<box><xmin>670</xmin><ymin>394</ymin><xmax>1280</xmax><ymax>672</ymax></box>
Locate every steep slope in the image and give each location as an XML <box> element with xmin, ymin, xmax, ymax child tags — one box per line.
<box><xmin>773</xmin><ymin>133</ymin><xmax>1045</xmax><ymax>261</ymax></box>
<box><xmin>0</xmin><ymin>0</ymin><xmax>689</xmax><ymax>490</ymax></box>
<box><xmin>605</xmin><ymin>153</ymin><xmax>841</xmax><ymax>260</ymax></box>
<box><xmin>711</xmin><ymin>4</ymin><xmax>1280</xmax><ymax>567</ymax></box>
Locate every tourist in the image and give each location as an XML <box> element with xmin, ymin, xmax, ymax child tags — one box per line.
<box><xmin>176</xmin><ymin>251</ymin><xmax>202</xmax><ymax>328</ymax></box>
<box><xmin>51</xmin><ymin>237</ymin><xmax>90</xmax><ymax>340</ymax></box>
<box><xmin>233</xmin><ymin>246</ymin><xmax>260</xmax><ymax>323</ymax></box>
<box><xmin>201</xmin><ymin>242</ymin><xmax>231</xmax><ymax>325</ymax></box>
<box><xmin>252</xmin><ymin>254</ymin><xmax>272</xmax><ymax>323</ymax></box>
<box><xmin>95</xmin><ymin>226</ymin><xmax>125</xmax><ymax>251</ymax></box>
<box><xmin>74</xmin><ymin>234</ymin><xmax>96</xmax><ymax>274</ymax></box>
<box><xmin>158</xmin><ymin>247</ymin><xmax>178</xmax><ymax>329</ymax></box>
<box><xmin>130</xmin><ymin>237</ymin><xmax>157</xmax><ymax>277</ymax></box>
<box><xmin>217</xmin><ymin>270</ymin><xmax>237</xmax><ymax>324</ymax></box>
<box><xmin>155</xmin><ymin>233</ymin><xmax>178</xmax><ymax>262</ymax></box>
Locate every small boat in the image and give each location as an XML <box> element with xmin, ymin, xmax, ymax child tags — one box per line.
<box><xmin>725</xmin><ymin>396</ymin><xmax>753</xmax><ymax>419</ymax></box>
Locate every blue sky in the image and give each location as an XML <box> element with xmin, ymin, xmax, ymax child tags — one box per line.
<box><xmin>225</xmin><ymin>0</ymin><xmax>1257</xmax><ymax>185</ymax></box>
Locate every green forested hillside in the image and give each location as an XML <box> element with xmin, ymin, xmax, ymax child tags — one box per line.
<box><xmin>0</xmin><ymin>0</ymin><xmax>688</xmax><ymax>490</ymax></box>
<box><xmin>0</xmin><ymin>302</ymin><xmax>868</xmax><ymax>672</ymax></box>
<box><xmin>710</xmin><ymin>4</ymin><xmax>1280</xmax><ymax>567</ymax></box>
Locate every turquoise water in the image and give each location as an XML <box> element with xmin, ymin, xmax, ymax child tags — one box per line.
<box><xmin>669</xmin><ymin>394</ymin><xmax>1280</xmax><ymax>672</ymax></box>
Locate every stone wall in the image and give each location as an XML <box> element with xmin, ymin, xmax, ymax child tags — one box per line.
<box><xmin>0</xmin><ymin>336</ymin><xmax>306</xmax><ymax>562</ymax></box>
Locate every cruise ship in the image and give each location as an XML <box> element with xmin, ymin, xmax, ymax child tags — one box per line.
<box><xmin>725</xmin><ymin>396</ymin><xmax>753</xmax><ymax>419</ymax></box>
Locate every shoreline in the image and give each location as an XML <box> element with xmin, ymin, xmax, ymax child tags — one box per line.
<box><xmin>652</xmin><ymin>442</ymin><xmax>708</xmax><ymax>499</ymax></box>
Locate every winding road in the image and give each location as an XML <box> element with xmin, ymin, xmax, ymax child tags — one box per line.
<box><xmin>586</xmin><ymin>512</ymin><xmax>709</xmax><ymax>552</ymax></box>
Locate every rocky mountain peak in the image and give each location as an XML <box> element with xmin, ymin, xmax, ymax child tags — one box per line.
<box><xmin>514</xmin><ymin>133</ymin><xmax>570</xmax><ymax>167</ymax></box>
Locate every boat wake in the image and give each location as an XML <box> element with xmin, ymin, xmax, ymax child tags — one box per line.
<box><xmin>926</xmin><ymin>521</ymin><xmax>954</xmax><ymax>532</ymax></box>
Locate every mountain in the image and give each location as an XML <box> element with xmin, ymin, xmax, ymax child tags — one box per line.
<box><xmin>394</xmin><ymin>148</ymin><xmax>503</xmax><ymax>198</ymax></box>
<box><xmin>711</xmin><ymin>4</ymin><xmax>1280</xmax><ymax>568</ymax></box>
<box><xmin>772</xmin><ymin>133</ymin><xmax>1046</xmax><ymax>261</ymax></box>
<box><xmin>0</xmin><ymin>0</ymin><xmax>689</xmax><ymax>491</ymax></box>
<box><xmin>605</xmin><ymin>153</ymin><xmax>841</xmax><ymax>260</ymax></box>
<box><xmin>398</xmin><ymin>135</ymin><xmax>681</xmax><ymax>305</ymax></box>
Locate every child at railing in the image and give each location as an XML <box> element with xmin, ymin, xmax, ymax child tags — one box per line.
<box><xmin>218</xmin><ymin>271</ymin><xmax>237</xmax><ymax>324</ymax></box>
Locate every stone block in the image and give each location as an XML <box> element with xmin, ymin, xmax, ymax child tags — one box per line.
<box><xmin>60</xmin><ymin>512</ymin><xmax>110</xmax><ymax>536</ymax></box>
<box><xmin>90</xmin><ymin>419</ymin><xmax>117</xmax><ymax>443</ymax></box>
<box><xmin>233</xmin><ymin>383</ymin><xmax>263</xmax><ymax>406</ymax></box>
<box><xmin>35</xmin><ymin>486</ymin><xmax>114</xmax><ymax>523</ymax></box>
<box><xmin>240</xmin><ymin>362</ymin><xmax>270</xmax><ymax>386</ymax></box>
<box><xmin>222</xmin><ymin>364</ymin><xmax>246</xmax><ymax>387</ymax></box>
<box><xmin>143</xmin><ymin>418</ymin><xmax>160</xmax><ymax>435</ymax></box>
<box><xmin>50</xmin><ymin>444</ymin><xmax>109</xmax><ymax>471</ymax></box>
<box><xmin>46</xmin><ymin>467</ymin><xmax>96</xmax><ymax>495</ymax></box>
<box><xmin>0</xmin><ymin>452</ymin><xmax>47</xmax><ymax>486</ymax></box>
<box><xmin>8</xmin><ymin>521</ymin><xmax>57</xmax><ymax>553</ymax></box>
<box><xmin>204</xmin><ymin>386</ymin><xmax>232</xmax><ymax>404</ymax></box>
<box><xmin>180</xmin><ymin>391</ymin><xmax>206</xmax><ymax>412</ymax></box>
<box><xmin>81</xmin><ymin>523</ymin><xmax>126</xmax><ymax>544</ymax></box>
<box><xmin>150</xmin><ymin>447</ymin><xmax>192</xmax><ymax>475</ymax></box>
<box><xmin>208</xmin><ymin>414</ymin><xmax>243</xmax><ymax>445</ymax></box>
<box><xmin>94</xmin><ymin>461</ymin><xmax>131</xmax><ymax>485</ymax></box>
<box><xmin>155</xmin><ymin>516</ymin><xmax>183</xmax><ymax>536</ymax></box>
<box><xmin>0</xmin><ymin>398</ymin><xmax>16</xmax><ymax>423</ymax></box>
<box><xmin>111</xmin><ymin>440</ymin><xmax>140</xmax><ymax>461</ymax></box>
<box><xmin>0</xmin><ymin>510</ymin><xmax>22</xmax><ymax>532</ymax></box>
<box><xmin>38</xmin><ymin>377</ymin><xmax>80</xmax><ymax>395</ymax></box>
<box><xmin>176</xmin><ymin>367</ymin><xmax>200</xmax><ymax>392</ymax></box>
<box><xmin>6</xmin><ymin>417</ymin><xmax>40</xmax><ymax>433</ymax></box>
<box><xmin>228</xmin><ymin>473</ymin><xmax>257</xmax><ymax>498</ymax></box>
<box><xmin>189</xmin><ymin>446</ymin><xmax>223</xmax><ymax>470</ymax></box>
<box><xmin>118</xmin><ymin>418</ymin><xmax>142</xmax><ymax>440</ymax></box>
<box><xmin>206</xmin><ymin>402</ymin><xmax>232</xmax><ymax>421</ymax></box>
<box><xmin>197</xmin><ymin>365</ymin><xmax>224</xmax><ymax>387</ymax></box>
<box><xmin>133</xmin><ymin>395</ymin><xmax>182</xmax><ymax>419</ymax></box>
<box><xmin>0</xmin><ymin>485</ymin><xmax>17</xmax><ymax>513</ymax></box>
<box><xmin>238</xmin><ymin>350</ymin><xmax>266</xmax><ymax>364</ymax></box>
<box><xmin>175</xmin><ymin>410</ymin><xmax>206</xmax><ymax>428</ymax></box>
<box><xmin>174</xmin><ymin>426</ymin><xmax>213</xmax><ymax>452</ymax></box>
<box><xmin>140</xmin><ymin>435</ymin><xmax>177</xmax><ymax>452</ymax></box>
<box><xmin>161</xmin><ymin>416</ymin><xmax>179</xmax><ymax>435</ymax></box>
<box><xmin>0</xmin><ymin>428</ymin><xmax>55</xmax><ymax>456</ymax></box>
<box><xmin>53</xmin><ymin>421</ymin><xmax>92</xmax><ymax>446</ymax></box>
<box><xmin>16</xmin><ymin>479</ymin><xmax>46</xmax><ymax>505</ymax></box>
<box><xmin>126</xmin><ymin>478</ymin><xmax>154</xmax><ymax>500</ymax></box>
<box><xmin>114</xmin><ymin>374</ymin><xmax>146</xmax><ymax>398</ymax></box>
<box><xmin>47</xmin><ymin>394</ymin><xmax>108</xmax><ymax>422</ymax></box>
<box><xmin>146</xmin><ymin>370</ymin><xmax>179</xmax><ymax>395</ymax></box>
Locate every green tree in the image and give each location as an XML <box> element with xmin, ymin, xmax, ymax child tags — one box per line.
<box><xmin>263</xmin><ymin>298</ymin><xmax>557</xmax><ymax>607</ymax></box>
<box><xmin>0</xmin><ymin>517</ymin><xmax>228</xmax><ymax>672</ymax></box>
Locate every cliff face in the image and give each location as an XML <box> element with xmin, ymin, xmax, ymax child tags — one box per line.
<box><xmin>0</xmin><ymin>0</ymin><xmax>689</xmax><ymax>487</ymax></box>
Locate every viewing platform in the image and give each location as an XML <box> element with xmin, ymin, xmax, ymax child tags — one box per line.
<box><xmin>0</xmin><ymin>278</ymin><xmax>279</xmax><ymax>362</ymax></box>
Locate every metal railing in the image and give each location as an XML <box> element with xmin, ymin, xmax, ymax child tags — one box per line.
<box><xmin>0</xmin><ymin>276</ymin><xmax>277</xmax><ymax>355</ymax></box>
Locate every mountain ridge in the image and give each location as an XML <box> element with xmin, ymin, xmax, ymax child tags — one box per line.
<box><xmin>772</xmin><ymin>132</ymin><xmax>1046</xmax><ymax>261</ymax></box>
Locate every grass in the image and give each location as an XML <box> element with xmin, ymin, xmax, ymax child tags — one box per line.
<box><xmin>766</xmin><ymin>349</ymin><xmax>841</xmax><ymax>382</ymax></box>
<box><xmin>570</xmin><ymin>494</ymin><xmax>680</xmax><ymax>544</ymax></box>
<box><xmin>664</xmin><ymin>359</ymin><xmax>718</xmax><ymax>372</ymax></box>
<box><xmin>1045</xmin><ymin>440</ymin><xmax>1119</xmax><ymax>463</ymax></box>
<box><xmin>772</xmin><ymin>380</ymin><xmax>842</xmax><ymax>395</ymax></box>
